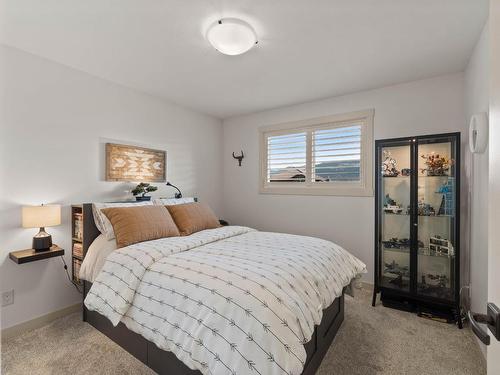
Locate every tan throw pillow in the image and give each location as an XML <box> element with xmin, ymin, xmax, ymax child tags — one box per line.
<box><xmin>101</xmin><ymin>205</ymin><xmax>180</xmax><ymax>248</ymax></box>
<box><xmin>92</xmin><ymin>201</ymin><xmax>153</xmax><ymax>240</ymax></box>
<box><xmin>166</xmin><ymin>202</ymin><xmax>220</xmax><ymax>236</ymax></box>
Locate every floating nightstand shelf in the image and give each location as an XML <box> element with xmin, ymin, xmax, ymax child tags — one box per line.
<box><xmin>9</xmin><ymin>245</ymin><xmax>64</xmax><ymax>264</ymax></box>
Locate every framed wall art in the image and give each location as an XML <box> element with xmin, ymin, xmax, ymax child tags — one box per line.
<box><xmin>105</xmin><ymin>143</ymin><xmax>166</xmax><ymax>182</ymax></box>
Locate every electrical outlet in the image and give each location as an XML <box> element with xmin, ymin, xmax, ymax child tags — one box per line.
<box><xmin>2</xmin><ymin>290</ymin><xmax>14</xmax><ymax>307</ymax></box>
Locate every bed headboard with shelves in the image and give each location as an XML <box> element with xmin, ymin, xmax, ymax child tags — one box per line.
<box><xmin>71</xmin><ymin>198</ymin><xmax>198</xmax><ymax>284</ymax></box>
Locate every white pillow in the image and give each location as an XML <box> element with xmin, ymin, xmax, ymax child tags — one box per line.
<box><xmin>92</xmin><ymin>201</ymin><xmax>153</xmax><ymax>240</ymax></box>
<box><xmin>79</xmin><ymin>234</ymin><xmax>118</xmax><ymax>282</ymax></box>
<box><xmin>152</xmin><ymin>197</ymin><xmax>196</xmax><ymax>206</ymax></box>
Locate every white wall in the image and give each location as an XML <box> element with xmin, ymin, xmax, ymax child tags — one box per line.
<box><xmin>0</xmin><ymin>45</ymin><xmax>223</xmax><ymax>330</ymax></box>
<box><xmin>222</xmin><ymin>74</ymin><xmax>466</xmax><ymax>283</ymax></box>
<box><xmin>464</xmin><ymin>21</ymin><xmax>489</xmax><ymax>358</ymax></box>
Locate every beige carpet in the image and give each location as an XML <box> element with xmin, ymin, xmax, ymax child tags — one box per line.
<box><xmin>1</xmin><ymin>286</ymin><xmax>486</xmax><ymax>375</ymax></box>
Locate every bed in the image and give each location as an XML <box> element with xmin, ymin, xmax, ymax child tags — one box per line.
<box><xmin>79</xmin><ymin>202</ymin><xmax>366</xmax><ymax>375</ymax></box>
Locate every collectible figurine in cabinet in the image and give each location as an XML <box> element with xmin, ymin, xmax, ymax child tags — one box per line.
<box><xmin>417</xmin><ymin>199</ymin><xmax>436</xmax><ymax>216</ymax></box>
<box><xmin>420</xmin><ymin>152</ymin><xmax>454</xmax><ymax>176</ymax></box>
<box><xmin>382</xmin><ymin>150</ymin><xmax>400</xmax><ymax>177</ymax></box>
<box><xmin>383</xmin><ymin>194</ymin><xmax>403</xmax><ymax>214</ymax></box>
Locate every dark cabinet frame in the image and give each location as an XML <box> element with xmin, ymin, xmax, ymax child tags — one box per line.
<box><xmin>372</xmin><ymin>132</ymin><xmax>461</xmax><ymax>327</ymax></box>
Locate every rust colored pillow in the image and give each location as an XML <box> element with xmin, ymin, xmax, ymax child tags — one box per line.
<box><xmin>101</xmin><ymin>205</ymin><xmax>180</xmax><ymax>248</ymax></box>
<box><xmin>166</xmin><ymin>202</ymin><xmax>220</xmax><ymax>236</ymax></box>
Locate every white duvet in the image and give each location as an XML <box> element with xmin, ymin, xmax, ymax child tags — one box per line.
<box><xmin>84</xmin><ymin>226</ymin><xmax>366</xmax><ymax>375</ymax></box>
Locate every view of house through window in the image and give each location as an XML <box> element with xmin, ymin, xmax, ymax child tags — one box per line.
<box><xmin>261</xmin><ymin>110</ymin><xmax>373</xmax><ymax>196</ymax></box>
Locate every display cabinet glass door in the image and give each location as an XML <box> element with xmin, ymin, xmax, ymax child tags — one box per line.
<box><xmin>416</xmin><ymin>136</ymin><xmax>458</xmax><ymax>302</ymax></box>
<box><xmin>378</xmin><ymin>142</ymin><xmax>412</xmax><ymax>292</ymax></box>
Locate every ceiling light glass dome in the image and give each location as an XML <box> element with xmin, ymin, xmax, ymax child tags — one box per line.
<box><xmin>206</xmin><ymin>18</ymin><xmax>257</xmax><ymax>56</ymax></box>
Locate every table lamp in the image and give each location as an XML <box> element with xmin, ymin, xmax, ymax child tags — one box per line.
<box><xmin>22</xmin><ymin>204</ymin><xmax>61</xmax><ymax>251</ymax></box>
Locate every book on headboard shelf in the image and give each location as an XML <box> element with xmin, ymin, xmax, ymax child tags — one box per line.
<box><xmin>73</xmin><ymin>242</ymin><xmax>83</xmax><ymax>259</ymax></box>
<box><xmin>72</xmin><ymin>257</ymin><xmax>81</xmax><ymax>284</ymax></box>
<box><xmin>73</xmin><ymin>212</ymin><xmax>83</xmax><ymax>241</ymax></box>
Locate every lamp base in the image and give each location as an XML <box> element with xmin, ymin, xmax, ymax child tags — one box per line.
<box><xmin>32</xmin><ymin>228</ymin><xmax>52</xmax><ymax>252</ymax></box>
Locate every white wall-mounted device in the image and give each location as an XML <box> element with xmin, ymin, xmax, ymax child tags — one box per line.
<box><xmin>469</xmin><ymin>112</ymin><xmax>489</xmax><ymax>154</ymax></box>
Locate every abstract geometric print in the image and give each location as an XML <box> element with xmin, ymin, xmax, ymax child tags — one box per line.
<box><xmin>105</xmin><ymin>143</ymin><xmax>166</xmax><ymax>182</ymax></box>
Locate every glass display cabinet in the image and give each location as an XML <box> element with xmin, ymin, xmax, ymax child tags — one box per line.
<box><xmin>372</xmin><ymin>132</ymin><xmax>461</xmax><ymax>327</ymax></box>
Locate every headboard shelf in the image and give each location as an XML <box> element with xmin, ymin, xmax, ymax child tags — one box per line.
<box><xmin>71</xmin><ymin>204</ymin><xmax>100</xmax><ymax>285</ymax></box>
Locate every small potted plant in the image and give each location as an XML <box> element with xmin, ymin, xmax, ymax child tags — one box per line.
<box><xmin>131</xmin><ymin>182</ymin><xmax>158</xmax><ymax>201</ymax></box>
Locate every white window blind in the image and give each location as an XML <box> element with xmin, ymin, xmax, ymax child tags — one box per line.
<box><xmin>267</xmin><ymin>132</ymin><xmax>307</xmax><ymax>182</ymax></box>
<box><xmin>259</xmin><ymin>110</ymin><xmax>373</xmax><ymax>196</ymax></box>
<box><xmin>312</xmin><ymin>125</ymin><xmax>361</xmax><ymax>182</ymax></box>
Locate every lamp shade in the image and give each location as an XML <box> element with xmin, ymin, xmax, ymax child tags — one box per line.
<box><xmin>22</xmin><ymin>205</ymin><xmax>61</xmax><ymax>228</ymax></box>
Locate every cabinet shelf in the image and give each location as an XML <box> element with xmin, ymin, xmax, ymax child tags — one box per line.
<box><xmin>418</xmin><ymin>214</ymin><xmax>453</xmax><ymax>218</ymax></box>
<box><xmin>383</xmin><ymin>246</ymin><xmax>454</xmax><ymax>258</ymax></box>
<box><xmin>418</xmin><ymin>249</ymin><xmax>454</xmax><ymax>258</ymax></box>
<box><xmin>380</xmin><ymin>276</ymin><xmax>410</xmax><ymax>291</ymax></box>
<box><xmin>419</xmin><ymin>175</ymin><xmax>455</xmax><ymax>179</ymax></box>
<box><xmin>382</xmin><ymin>273</ymin><xmax>410</xmax><ymax>281</ymax></box>
<box><xmin>383</xmin><ymin>212</ymin><xmax>453</xmax><ymax>218</ymax></box>
<box><xmin>382</xmin><ymin>246</ymin><xmax>410</xmax><ymax>254</ymax></box>
<box><xmin>383</xmin><ymin>175</ymin><xmax>455</xmax><ymax>179</ymax></box>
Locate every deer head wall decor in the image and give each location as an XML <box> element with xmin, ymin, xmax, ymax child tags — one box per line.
<box><xmin>232</xmin><ymin>150</ymin><xmax>244</xmax><ymax>166</ymax></box>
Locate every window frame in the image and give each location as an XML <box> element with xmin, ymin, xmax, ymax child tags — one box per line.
<box><xmin>259</xmin><ymin>109</ymin><xmax>374</xmax><ymax>196</ymax></box>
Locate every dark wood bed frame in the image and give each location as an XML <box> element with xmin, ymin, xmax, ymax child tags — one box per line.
<box><xmin>80</xmin><ymin>203</ymin><xmax>345</xmax><ymax>375</ymax></box>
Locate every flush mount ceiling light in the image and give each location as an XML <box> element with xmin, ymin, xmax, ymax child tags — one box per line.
<box><xmin>206</xmin><ymin>18</ymin><xmax>258</xmax><ymax>56</ymax></box>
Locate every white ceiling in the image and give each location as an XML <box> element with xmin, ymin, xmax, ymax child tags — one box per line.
<box><xmin>0</xmin><ymin>1</ymin><xmax>488</xmax><ymax>119</ymax></box>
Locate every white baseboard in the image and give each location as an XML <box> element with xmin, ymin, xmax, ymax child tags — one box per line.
<box><xmin>1</xmin><ymin>303</ymin><xmax>81</xmax><ymax>341</ymax></box>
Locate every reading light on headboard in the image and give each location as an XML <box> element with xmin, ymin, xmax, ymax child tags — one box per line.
<box><xmin>22</xmin><ymin>204</ymin><xmax>61</xmax><ymax>251</ymax></box>
<box><xmin>166</xmin><ymin>182</ymin><xmax>183</xmax><ymax>199</ymax></box>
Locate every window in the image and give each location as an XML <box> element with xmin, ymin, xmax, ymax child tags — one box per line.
<box><xmin>260</xmin><ymin>109</ymin><xmax>374</xmax><ymax>196</ymax></box>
